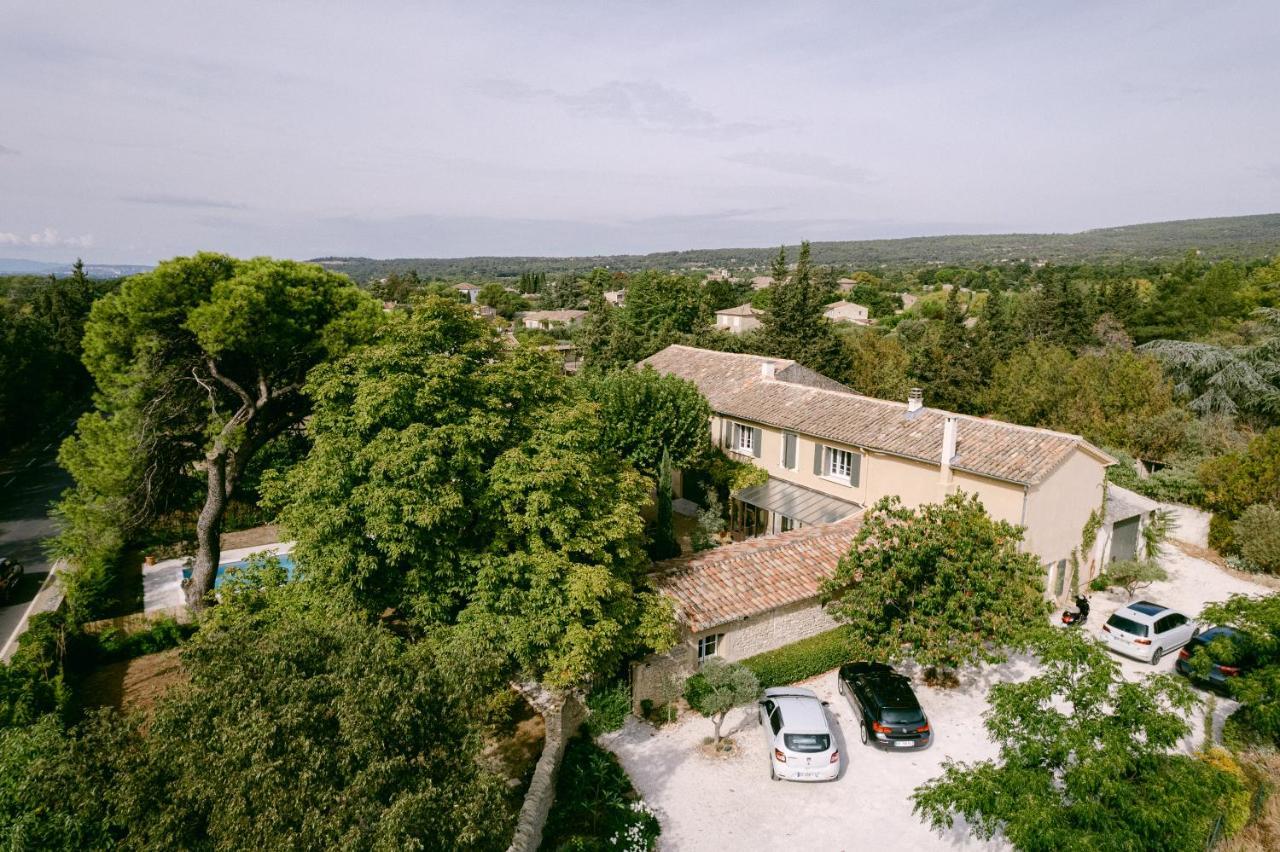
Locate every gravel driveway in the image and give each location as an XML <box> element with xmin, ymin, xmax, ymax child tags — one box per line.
<box><xmin>601</xmin><ymin>544</ymin><xmax>1272</xmax><ymax>851</ymax></box>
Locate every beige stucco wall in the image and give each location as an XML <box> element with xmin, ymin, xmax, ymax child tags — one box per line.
<box><xmin>825</xmin><ymin>303</ymin><xmax>869</xmax><ymax>323</ymax></box>
<box><xmin>711</xmin><ymin>414</ymin><xmax>1026</xmax><ymax>526</ymax></box>
<box><xmin>712</xmin><ymin>413</ymin><xmax>1107</xmax><ymax>572</ymax></box>
<box><xmin>715</xmin><ymin>313</ymin><xmax>762</xmax><ymax>334</ymax></box>
<box><xmin>1023</xmin><ymin>447</ymin><xmax>1107</xmax><ymax>570</ymax></box>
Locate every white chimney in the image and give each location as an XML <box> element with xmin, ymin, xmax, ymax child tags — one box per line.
<box><xmin>761</xmin><ymin>361</ymin><xmax>776</xmax><ymax>381</ymax></box>
<box><xmin>907</xmin><ymin>388</ymin><xmax>923</xmax><ymax>413</ymax></box>
<box><xmin>940</xmin><ymin>415</ymin><xmax>958</xmax><ymax>494</ymax></box>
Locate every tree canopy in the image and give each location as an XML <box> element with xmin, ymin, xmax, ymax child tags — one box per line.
<box><xmin>56</xmin><ymin>253</ymin><xmax>380</xmax><ymax>608</ymax></box>
<box><xmin>273</xmin><ymin>297</ymin><xmax>674</xmax><ymax>686</ymax></box>
<box><xmin>820</xmin><ymin>494</ymin><xmax>1048</xmax><ymax>675</ymax></box>
<box><xmin>913</xmin><ymin>631</ymin><xmax>1239</xmax><ymax>851</ymax></box>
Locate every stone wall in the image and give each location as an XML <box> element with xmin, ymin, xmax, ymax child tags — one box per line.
<box><xmin>630</xmin><ymin>598</ymin><xmax>835</xmax><ymax>709</ymax></box>
<box><xmin>1159</xmin><ymin>501</ymin><xmax>1211</xmax><ymax>548</ymax></box>
<box><xmin>506</xmin><ymin>684</ymin><xmax>586</xmax><ymax>852</ymax></box>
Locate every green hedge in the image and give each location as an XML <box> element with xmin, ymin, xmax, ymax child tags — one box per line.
<box><xmin>738</xmin><ymin>627</ymin><xmax>854</xmax><ymax>689</ymax></box>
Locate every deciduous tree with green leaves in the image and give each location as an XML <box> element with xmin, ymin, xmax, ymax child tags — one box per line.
<box><xmin>274</xmin><ymin>297</ymin><xmax>674</xmax><ymax>686</ymax></box>
<box><xmin>820</xmin><ymin>494</ymin><xmax>1048</xmax><ymax>681</ymax></box>
<box><xmin>579</xmin><ymin>367</ymin><xmax>711</xmax><ymax>476</ymax></box>
<box><xmin>61</xmin><ymin>253</ymin><xmax>380</xmax><ymax>609</ymax></box>
<box><xmin>1196</xmin><ymin>592</ymin><xmax>1280</xmax><ymax>745</ymax></box>
<box><xmin>913</xmin><ymin>631</ymin><xmax>1238</xmax><ymax>851</ymax></box>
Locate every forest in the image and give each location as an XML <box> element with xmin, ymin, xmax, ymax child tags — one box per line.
<box><xmin>314</xmin><ymin>212</ymin><xmax>1280</xmax><ymax>281</ymax></box>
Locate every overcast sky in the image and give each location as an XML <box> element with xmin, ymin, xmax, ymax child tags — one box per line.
<box><xmin>1</xmin><ymin>1</ymin><xmax>1277</xmax><ymax>263</ymax></box>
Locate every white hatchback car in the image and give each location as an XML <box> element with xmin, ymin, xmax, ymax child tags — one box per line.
<box><xmin>757</xmin><ymin>687</ymin><xmax>840</xmax><ymax>782</ymax></box>
<box><xmin>1101</xmin><ymin>600</ymin><xmax>1200</xmax><ymax>665</ymax></box>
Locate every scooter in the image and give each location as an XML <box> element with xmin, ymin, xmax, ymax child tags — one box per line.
<box><xmin>1061</xmin><ymin>595</ymin><xmax>1090</xmax><ymax>627</ymax></box>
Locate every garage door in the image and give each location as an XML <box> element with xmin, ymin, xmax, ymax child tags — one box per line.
<box><xmin>1111</xmin><ymin>515</ymin><xmax>1141</xmax><ymax>563</ymax></box>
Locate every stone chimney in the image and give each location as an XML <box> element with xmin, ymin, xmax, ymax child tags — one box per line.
<box><xmin>907</xmin><ymin>387</ymin><xmax>923</xmax><ymax>413</ymax></box>
<box><xmin>940</xmin><ymin>415</ymin><xmax>958</xmax><ymax>494</ymax></box>
<box><xmin>761</xmin><ymin>361</ymin><xmax>776</xmax><ymax>381</ymax></box>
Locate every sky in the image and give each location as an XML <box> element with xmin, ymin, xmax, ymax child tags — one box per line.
<box><xmin>1</xmin><ymin>1</ymin><xmax>1278</xmax><ymax>264</ymax></box>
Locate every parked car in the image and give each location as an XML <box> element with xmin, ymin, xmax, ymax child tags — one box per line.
<box><xmin>1175</xmin><ymin>626</ymin><xmax>1254</xmax><ymax>692</ymax></box>
<box><xmin>757</xmin><ymin>687</ymin><xmax>840</xmax><ymax>782</ymax></box>
<box><xmin>0</xmin><ymin>557</ymin><xmax>23</xmax><ymax>603</ymax></box>
<box><xmin>838</xmin><ymin>662</ymin><xmax>932</xmax><ymax>750</ymax></box>
<box><xmin>1101</xmin><ymin>600</ymin><xmax>1199</xmax><ymax>664</ymax></box>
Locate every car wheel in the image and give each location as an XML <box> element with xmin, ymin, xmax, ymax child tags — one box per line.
<box><xmin>1151</xmin><ymin>647</ymin><xmax>1163</xmax><ymax>665</ymax></box>
<box><xmin>859</xmin><ymin>719</ymin><xmax>868</xmax><ymax>745</ymax></box>
<box><xmin>1191</xmin><ymin>627</ymin><xmax>1201</xmax><ymax>640</ymax></box>
<box><xmin>770</xmin><ymin>761</ymin><xmax>778</xmax><ymax>781</ymax></box>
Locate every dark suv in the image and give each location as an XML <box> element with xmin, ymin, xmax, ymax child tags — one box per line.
<box><xmin>1175</xmin><ymin>626</ymin><xmax>1254</xmax><ymax>693</ymax></box>
<box><xmin>0</xmin><ymin>557</ymin><xmax>23</xmax><ymax>603</ymax></box>
<box><xmin>837</xmin><ymin>662</ymin><xmax>932</xmax><ymax>750</ymax></box>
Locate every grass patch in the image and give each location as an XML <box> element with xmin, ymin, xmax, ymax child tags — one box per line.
<box><xmin>541</xmin><ymin>733</ymin><xmax>660</xmax><ymax>851</ymax></box>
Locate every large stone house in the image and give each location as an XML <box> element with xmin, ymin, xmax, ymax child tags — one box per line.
<box><xmin>823</xmin><ymin>300</ymin><xmax>870</xmax><ymax>324</ymax></box>
<box><xmin>520</xmin><ymin>309</ymin><xmax>588</xmax><ymax>331</ymax></box>
<box><xmin>633</xmin><ymin>344</ymin><xmax>1121</xmax><ymax>707</ymax></box>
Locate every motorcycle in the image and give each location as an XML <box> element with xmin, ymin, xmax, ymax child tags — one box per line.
<box><xmin>1061</xmin><ymin>595</ymin><xmax>1090</xmax><ymax>627</ymax></box>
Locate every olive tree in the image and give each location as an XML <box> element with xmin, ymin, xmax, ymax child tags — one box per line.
<box><xmin>684</xmin><ymin>658</ymin><xmax>760</xmax><ymax>744</ymax></box>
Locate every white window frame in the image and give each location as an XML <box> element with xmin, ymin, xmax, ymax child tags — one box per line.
<box><xmin>732</xmin><ymin>422</ymin><xmax>754</xmax><ymax>454</ymax></box>
<box><xmin>780</xmin><ymin>431</ymin><xmax>798</xmax><ymax>470</ymax></box>
<box><xmin>697</xmin><ymin>633</ymin><xmax>724</xmax><ymax>662</ymax></box>
<box><xmin>824</xmin><ymin>446</ymin><xmax>855</xmax><ymax>484</ymax></box>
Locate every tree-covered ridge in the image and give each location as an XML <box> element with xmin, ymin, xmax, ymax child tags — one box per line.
<box><xmin>313</xmin><ymin>212</ymin><xmax>1280</xmax><ymax>280</ymax></box>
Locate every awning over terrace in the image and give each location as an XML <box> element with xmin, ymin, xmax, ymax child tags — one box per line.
<box><xmin>733</xmin><ymin>478</ymin><xmax>861</xmax><ymax>527</ymax></box>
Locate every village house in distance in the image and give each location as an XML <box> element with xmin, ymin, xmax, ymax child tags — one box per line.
<box><xmin>631</xmin><ymin>344</ymin><xmax>1138</xmax><ymax>706</ymax></box>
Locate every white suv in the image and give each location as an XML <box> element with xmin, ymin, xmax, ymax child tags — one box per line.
<box><xmin>1101</xmin><ymin>600</ymin><xmax>1199</xmax><ymax>665</ymax></box>
<box><xmin>757</xmin><ymin>687</ymin><xmax>840</xmax><ymax>782</ymax></box>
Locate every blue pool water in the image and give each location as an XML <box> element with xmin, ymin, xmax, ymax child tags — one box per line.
<box><xmin>182</xmin><ymin>554</ymin><xmax>296</xmax><ymax>588</ymax></box>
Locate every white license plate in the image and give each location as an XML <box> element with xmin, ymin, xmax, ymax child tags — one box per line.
<box><xmin>796</xmin><ymin>771</ymin><xmax>822</xmax><ymax>777</ymax></box>
<box><xmin>894</xmin><ymin>740</ymin><xmax>915</xmax><ymax>748</ymax></box>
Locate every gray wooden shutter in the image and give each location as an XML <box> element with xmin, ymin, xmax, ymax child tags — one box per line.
<box><xmin>813</xmin><ymin>443</ymin><xmax>824</xmax><ymax>475</ymax></box>
<box><xmin>783</xmin><ymin>433</ymin><xmax>796</xmax><ymax>469</ymax></box>
<box><xmin>849</xmin><ymin>452</ymin><xmax>861</xmax><ymax>487</ymax></box>
<box><xmin>751</xmin><ymin>427</ymin><xmax>762</xmax><ymax>458</ymax></box>
<box><xmin>720</xmin><ymin>418</ymin><xmax>730</xmax><ymax>449</ymax></box>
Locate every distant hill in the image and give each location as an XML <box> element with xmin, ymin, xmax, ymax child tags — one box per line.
<box><xmin>0</xmin><ymin>258</ymin><xmax>153</xmax><ymax>278</ymax></box>
<box><xmin>313</xmin><ymin>213</ymin><xmax>1280</xmax><ymax>281</ymax></box>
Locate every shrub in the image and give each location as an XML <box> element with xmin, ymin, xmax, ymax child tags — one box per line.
<box><xmin>84</xmin><ymin>617</ymin><xmax>194</xmax><ymax>667</ymax></box>
<box><xmin>584</xmin><ymin>681</ymin><xmax>631</xmax><ymax>737</ymax></box>
<box><xmin>1211</xmin><ymin>512</ymin><xmax>1237</xmax><ymax>553</ymax></box>
<box><xmin>738</xmin><ymin>628</ymin><xmax>853</xmax><ymax>689</ymax></box>
<box><xmin>542</xmin><ymin>734</ymin><xmax>660</xmax><ymax>851</ymax></box>
<box><xmin>1234</xmin><ymin>504</ymin><xmax>1280</xmax><ymax>574</ymax></box>
<box><xmin>1198</xmin><ymin>748</ymin><xmax>1251</xmax><ymax>836</ymax></box>
<box><xmin>0</xmin><ymin>612</ymin><xmax>75</xmax><ymax>728</ymax></box>
<box><xmin>1097</xmin><ymin>559</ymin><xmax>1168</xmax><ymax>597</ymax></box>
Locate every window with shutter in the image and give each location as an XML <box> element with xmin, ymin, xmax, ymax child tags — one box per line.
<box><xmin>781</xmin><ymin>432</ymin><xmax>797</xmax><ymax>470</ymax></box>
<box><xmin>751</xmin><ymin>427</ymin><xmax>762</xmax><ymax>458</ymax></box>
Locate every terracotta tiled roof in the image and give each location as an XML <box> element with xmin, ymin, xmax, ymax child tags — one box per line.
<box><xmin>653</xmin><ymin>515</ymin><xmax>864</xmax><ymax>632</ymax></box>
<box><xmin>640</xmin><ymin>345</ymin><xmax>1113</xmax><ymax>485</ymax></box>
<box><xmin>523</xmin><ymin>309</ymin><xmax>587</xmax><ymax>322</ymax></box>
<box><xmin>716</xmin><ymin>302</ymin><xmax>759</xmax><ymax>317</ymax></box>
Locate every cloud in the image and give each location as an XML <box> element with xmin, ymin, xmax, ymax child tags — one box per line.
<box><xmin>0</xmin><ymin>144</ymin><xmax>17</xmax><ymax>156</ymax></box>
<box><xmin>120</xmin><ymin>193</ymin><xmax>247</xmax><ymax>210</ymax></box>
<box><xmin>476</xmin><ymin>78</ymin><xmax>782</xmax><ymax>139</ymax></box>
<box><xmin>0</xmin><ymin>227</ymin><xmax>94</xmax><ymax>248</ymax></box>
<box><xmin>724</xmin><ymin>151</ymin><xmax>876</xmax><ymax>185</ymax></box>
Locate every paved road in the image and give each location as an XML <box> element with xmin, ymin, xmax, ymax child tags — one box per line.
<box><xmin>0</xmin><ymin>426</ymin><xmax>73</xmax><ymax>649</ymax></box>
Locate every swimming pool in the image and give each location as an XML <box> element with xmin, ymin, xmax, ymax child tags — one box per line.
<box><xmin>181</xmin><ymin>554</ymin><xmax>296</xmax><ymax>588</ymax></box>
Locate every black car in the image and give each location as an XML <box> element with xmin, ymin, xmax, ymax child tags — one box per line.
<box><xmin>837</xmin><ymin>662</ymin><xmax>932</xmax><ymax>750</ymax></box>
<box><xmin>1175</xmin><ymin>626</ymin><xmax>1254</xmax><ymax>693</ymax></box>
<box><xmin>0</xmin><ymin>558</ymin><xmax>23</xmax><ymax>603</ymax></box>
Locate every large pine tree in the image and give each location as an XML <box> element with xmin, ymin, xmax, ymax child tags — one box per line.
<box><xmin>761</xmin><ymin>241</ymin><xmax>850</xmax><ymax>379</ymax></box>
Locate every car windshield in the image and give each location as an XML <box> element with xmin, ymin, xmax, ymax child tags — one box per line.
<box><xmin>783</xmin><ymin>733</ymin><xmax>830</xmax><ymax>753</ymax></box>
<box><xmin>1106</xmin><ymin>614</ymin><xmax>1148</xmax><ymax>637</ymax></box>
<box><xmin>881</xmin><ymin>708</ymin><xmax>925</xmax><ymax>725</ymax></box>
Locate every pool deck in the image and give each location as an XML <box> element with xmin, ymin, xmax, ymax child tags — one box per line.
<box><xmin>142</xmin><ymin>541</ymin><xmax>295</xmax><ymax>613</ymax></box>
